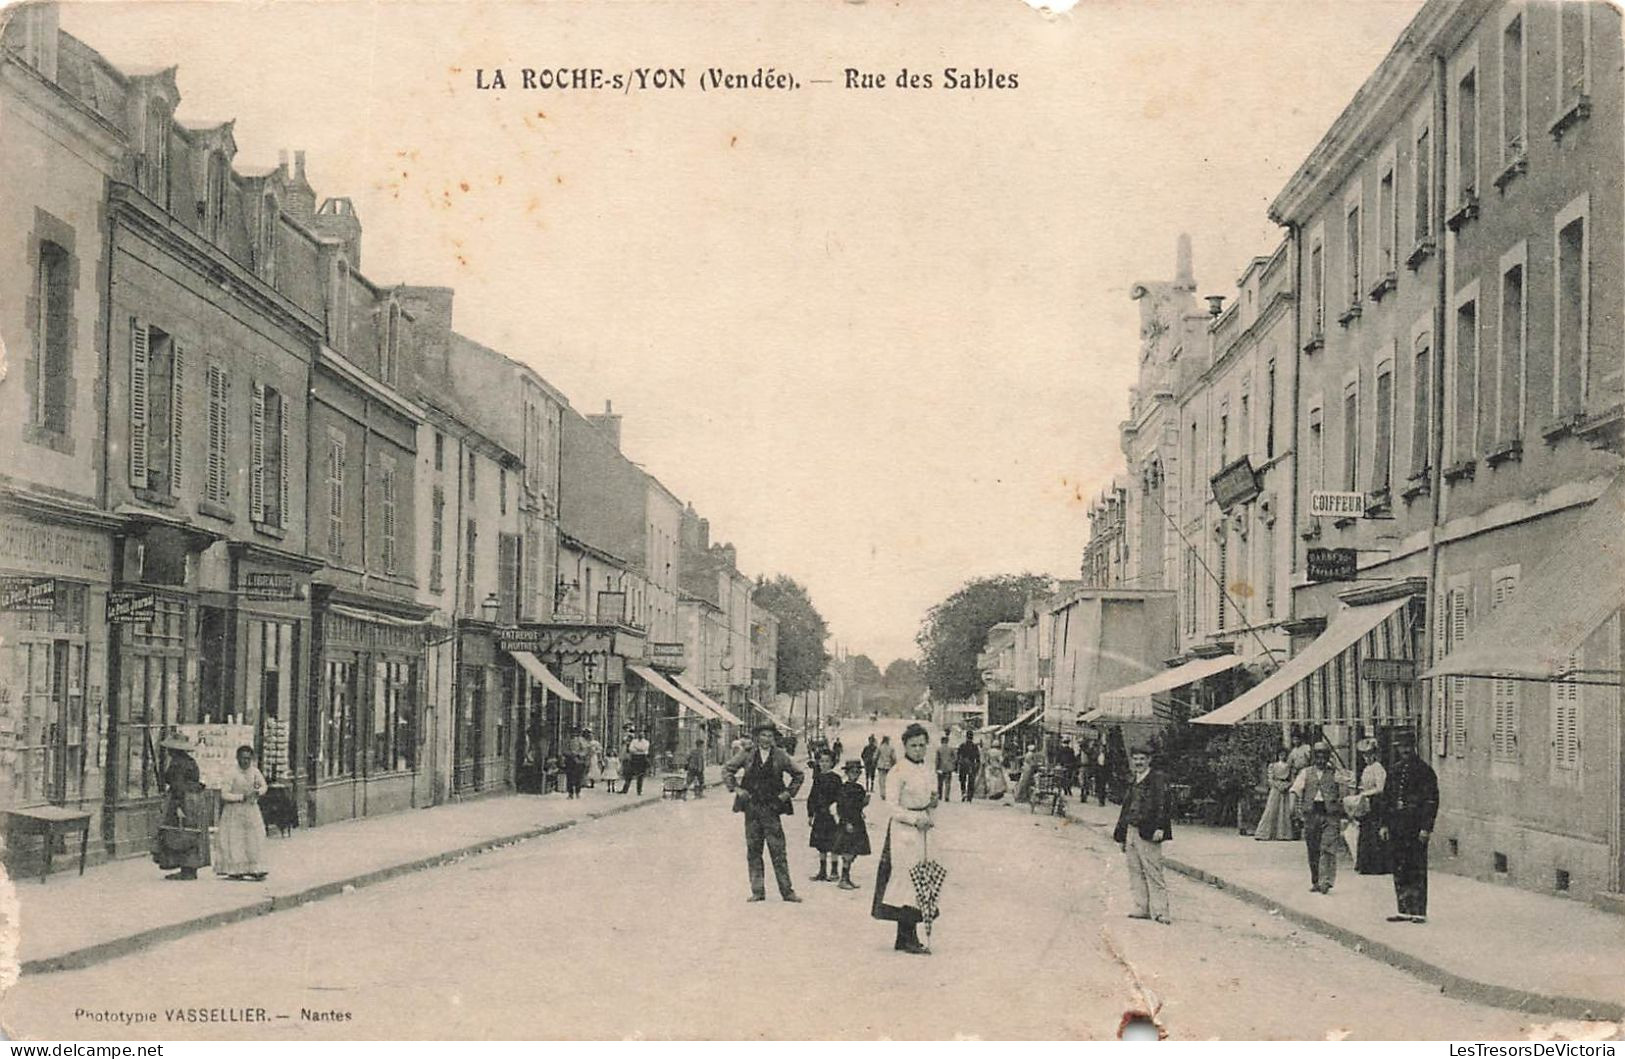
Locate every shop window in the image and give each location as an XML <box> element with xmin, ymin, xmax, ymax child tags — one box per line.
<box><xmin>372</xmin><ymin>660</ymin><xmax>416</xmax><ymax>773</ymax></box>
<box><xmin>245</xmin><ymin>619</ymin><xmax>295</xmax><ymax>783</ymax></box>
<box><xmin>116</xmin><ymin>597</ymin><xmax>189</xmax><ymax>801</ymax></box>
<box><xmin>4</xmin><ymin>584</ymin><xmax>88</xmax><ymax>806</ymax></box>
<box><xmin>320</xmin><ymin>659</ymin><xmax>358</xmax><ymax>780</ymax></box>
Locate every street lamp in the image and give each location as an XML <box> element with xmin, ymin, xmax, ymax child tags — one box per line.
<box><xmin>480</xmin><ymin>592</ymin><xmax>500</xmax><ymax>624</ymax></box>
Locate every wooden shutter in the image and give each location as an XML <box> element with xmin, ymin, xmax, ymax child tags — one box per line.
<box><xmin>250</xmin><ymin>382</ymin><xmax>266</xmax><ymax>522</ymax></box>
<box><xmin>277</xmin><ymin>394</ymin><xmax>290</xmax><ymax>528</ymax></box>
<box><xmin>169</xmin><ymin>342</ymin><xmax>185</xmax><ymax>494</ymax></box>
<box><xmin>1552</xmin><ymin>650</ymin><xmax>1581</xmax><ymax>770</ymax></box>
<box><xmin>1449</xmin><ymin>586</ymin><xmax>1470</xmax><ymax>755</ymax></box>
<box><xmin>1490</xmin><ymin>574</ymin><xmax>1519</xmax><ymax>760</ymax></box>
<box><xmin>129</xmin><ymin>321</ymin><xmax>150</xmax><ymax>488</ymax></box>
<box><xmin>328</xmin><ymin>437</ymin><xmax>346</xmax><ymax>555</ymax></box>
<box><xmin>1432</xmin><ymin>589</ymin><xmax>1450</xmax><ymax>758</ymax></box>
<box><xmin>381</xmin><ymin>464</ymin><xmax>397</xmax><ymax>574</ymax></box>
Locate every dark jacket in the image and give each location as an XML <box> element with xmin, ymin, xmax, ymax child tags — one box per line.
<box><xmin>956</xmin><ymin>740</ymin><xmax>981</xmax><ymax>770</ymax></box>
<box><xmin>1113</xmin><ymin>768</ymin><xmax>1174</xmax><ymax>844</ymax></box>
<box><xmin>806</xmin><ymin>770</ymin><xmax>841</xmax><ymax>821</ymax></box>
<box><xmin>722</xmin><ymin>746</ymin><xmax>805</xmax><ymax>815</ymax></box>
<box><xmin>1384</xmin><ymin>754</ymin><xmax>1439</xmax><ymax>835</ymax></box>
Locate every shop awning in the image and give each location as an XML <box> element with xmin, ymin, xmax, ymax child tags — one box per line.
<box><xmin>990</xmin><ymin>704</ymin><xmax>1042</xmax><ymax>736</ymax></box>
<box><xmin>1096</xmin><ymin>654</ymin><xmax>1245</xmax><ymax>722</ymax></box>
<box><xmin>627</xmin><ymin>664</ymin><xmax>717</xmax><ymax>720</ymax></box>
<box><xmin>747</xmin><ymin>699</ymin><xmax>783</xmax><ymax>727</ymax></box>
<box><xmin>946</xmin><ymin>703</ymin><xmax>985</xmax><ymax>715</ymax></box>
<box><xmin>509</xmin><ymin>651</ymin><xmax>581</xmax><ymax>704</ymax></box>
<box><xmin>1195</xmin><ymin>595</ymin><xmax>1417</xmax><ymax>726</ymax></box>
<box><xmin>670</xmin><ymin>674</ymin><xmax>745</xmax><ymax>725</ymax></box>
<box><xmin>1424</xmin><ymin>476</ymin><xmax>1624</xmax><ymax>686</ymax></box>
<box><xmin>329</xmin><ymin>603</ymin><xmax>432</xmax><ymax>628</ymax></box>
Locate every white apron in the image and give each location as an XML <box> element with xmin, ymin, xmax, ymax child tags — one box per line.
<box><xmin>877</xmin><ymin>757</ymin><xmax>936</xmax><ymax>911</ymax></box>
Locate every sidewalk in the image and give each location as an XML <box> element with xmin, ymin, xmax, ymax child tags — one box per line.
<box><xmin>1063</xmin><ymin>798</ymin><xmax>1625</xmax><ymax>1021</ymax></box>
<box><xmin>9</xmin><ymin>768</ymin><xmax>720</xmax><ymax>975</ymax></box>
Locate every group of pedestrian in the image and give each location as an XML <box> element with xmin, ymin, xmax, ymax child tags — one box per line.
<box><xmin>1251</xmin><ymin>732</ymin><xmax>1440</xmax><ymax>922</ymax></box>
<box><xmin>723</xmin><ymin>721</ymin><xmax>939</xmax><ymax>957</ymax></box>
<box><xmin>152</xmin><ymin>733</ymin><xmax>270</xmax><ymax>883</ymax></box>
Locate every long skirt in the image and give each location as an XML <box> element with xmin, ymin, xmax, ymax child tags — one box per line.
<box><xmin>871</xmin><ymin>823</ymin><xmax>912</xmax><ymax>920</ymax></box>
<box><xmin>1355</xmin><ymin>816</ymin><xmax>1393</xmax><ymax>874</ymax></box>
<box><xmin>1254</xmin><ymin>787</ymin><xmax>1295</xmax><ymax>840</ymax></box>
<box><xmin>809</xmin><ymin>811</ymin><xmax>839</xmax><ymax>852</ymax></box>
<box><xmin>216</xmin><ymin>799</ymin><xmax>267</xmax><ymax>876</ymax></box>
<box><xmin>153</xmin><ymin>790</ymin><xmax>213</xmax><ymax>871</ymax></box>
<box><xmin>835</xmin><ymin>819</ymin><xmax>871</xmax><ymax>857</ymax></box>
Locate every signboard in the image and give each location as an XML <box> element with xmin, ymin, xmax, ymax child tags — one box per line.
<box><xmin>107</xmin><ymin>589</ymin><xmax>157</xmax><ymax>625</ymax></box>
<box><xmin>174</xmin><ymin>723</ymin><xmax>256</xmax><ymax>789</ymax></box>
<box><xmin>1361</xmin><ymin>659</ymin><xmax>1417</xmax><ymax>684</ymax></box>
<box><xmin>1310</xmin><ymin>490</ymin><xmax>1367</xmax><ymax>518</ymax></box>
<box><xmin>1210</xmin><ymin>457</ymin><xmax>1261</xmax><ymax>513</ymax></box>
<box><xmin>651</xmin><ymin>642</ymin><xmax>686</xmax><ymax>670</ymax></box>
<box><xmin>1305</xmin><ymin>547</ymin><xmax>1358</xmax><ymax>583</ymax></box>
<box><xmin>0</xmin><ymin>576</ymin><xmax>56</xmax><ymax>612</ymax></box>
<box><xmin>496</xmin><ymin>624</ymin><xmax>616</xmax><ymax>656</ymax></box>
<box><xmin>242</xmin><ymin>571</ymin><xmax>296</xmax><ymax>601</ymax></box>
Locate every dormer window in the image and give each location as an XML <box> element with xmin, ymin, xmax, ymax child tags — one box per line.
<box><xmin>144</xmin><ymin>100</ymin><xmax>171</xmax><ymax>209</ymax></box>
<box><xmin>205</xmin><ymin>151</ymin><xmax>228</xmax><ymax>240</ymax></box>
<box><xmin>332</xmin><ymin>260</ymin><xmax>351</xmax><ymax>352</ymax></box>
<box><xmin>380</xmin><ymin>300</ymin><xmax>400</xmax><ymax>384</ymax></box>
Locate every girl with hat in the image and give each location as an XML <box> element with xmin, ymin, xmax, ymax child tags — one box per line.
<box><xmin>834</xmin><ymin>759</ymin><xmax>872</xmax><ymax>889</ymax></box>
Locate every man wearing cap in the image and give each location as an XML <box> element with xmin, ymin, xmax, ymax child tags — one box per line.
<box><xmin>1112</xmin><ymin>745</ymin><xmax>1173</xmax><ymax>924</ymax></box>
<box><xmin>1290</xmin><ymin>741</ymin><xmax>1354</xmax><ymax>894</ymax></box>
<box><xmin>1380</xmin><ymin>735</ymin><xmax>1438</xmax><ymax>922</ymax></box>
<box><xmin>723</xmin><ymin>722</ymin><xmax>806</xmax><ymax>903</ymax></box>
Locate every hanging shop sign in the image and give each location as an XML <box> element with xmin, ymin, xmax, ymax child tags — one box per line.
<box><xmin>1210</xmin><ymin>457</ymin><xmax>1261</xmax><ymax>513</ymax></box>
<box><xmin>1305</xmin><ymin>547</ymin><xmax>1358</xmax><ymax>583</ymax></box>
<box><xmin>0</xmin><ymin>576</ymin><xmax>56</xmax><ymax>612</ymax></box>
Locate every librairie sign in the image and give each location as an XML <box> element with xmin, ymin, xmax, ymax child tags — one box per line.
<box><xmin>0</xmin><ymin>576</ymin><xmax>56</xmax><ymax>611</ymax></box>
<box><xmin>1310</xmin><ymin>491</ymin><xmax>1367</xmax><ymax>518</ymax></box>
<box><xmin>242</xmin><ymin>572</ymin><xmax>296</xmax><ymax>600</ymax></box>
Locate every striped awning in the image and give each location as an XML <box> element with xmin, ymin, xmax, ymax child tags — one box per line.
<box><xmin>509</xmin><ymin>651</ymin><xmax>582</xmax><ymax>704</ymax></box>
<box><xmin>670</xmin><ymin>674</ymin><xmax>745</xmax><ymax>725</ymax></box>
<box><xmin>991</xmin><ymin>704</ymin><xmax>1042</xmax><ymax>736</ymax></box>
<box><xmin>1096</xmin><ymin>653</ymin><xmax>1245</xmax><ymax>723</ymax></box>
<box><xmin>627</xmin><ymin>664</ymin><xmax>717</xmax><ymax>720</ymax></box>
<box><xmin>1195</xmin><ymin>596</ymin><xmax>1419</xmax><ymax>726</ymax></box>
<box><xmin>747</xmin><ymin>699</ymin><xmax>782</xmax><ymax>727</ymax></box>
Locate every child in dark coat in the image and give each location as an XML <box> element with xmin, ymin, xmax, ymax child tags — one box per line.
<box><xmin>834</xmin><ymin>759</ymin><xmax>872</xmax><ymax>890</ymax></box>
<box><xmin>807</xmin><ymin>750</ymin><xmax>842</xmax><ymax>881</ymax></box>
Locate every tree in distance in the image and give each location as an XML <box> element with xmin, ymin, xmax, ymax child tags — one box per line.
<box><xmin>916</xmin><ymin>573</ymin><xmax>1054</xmax><ymax>702</ymax></box>
<box><xmin>752</xmin><ymin>574</ymin><xmax>831</xmax><ymax>697</ymax></box>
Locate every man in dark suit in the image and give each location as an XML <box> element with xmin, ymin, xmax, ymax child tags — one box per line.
<box><xmin>1112</xmin><ymin>745</ymin><xmax>1173</xmax><ymax>924</ymax></box>
<box><xmin>1380</xmin><ymin>735</ymin><xmax>1439</xmax><ymax>923</ymax></box>
<box><xmin>723</xmin><ymin>722</ymin><xmax>807</xmax><ymax>903</ymax></box>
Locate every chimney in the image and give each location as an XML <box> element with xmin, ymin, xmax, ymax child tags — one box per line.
<box><xmin>397</xmin><ymin>286</ymin><xmax>454</xmax><ymax>388</ymax></box>
<box><xmin>587</xmin><ymin>398</ymin><xmax>622</xmax><ymax>451</ymax></box>
<box><xmin>1174</xmin><ymin>232</ymin><xmax>1195</xmax><ymax>291</ymax></box>
<box><xmin>16</xmin><ymin>4</ymin><xmax>60</xmax><ymax>83</ymax></box>
<box><xmin>698</xmin><ymin>518</ymin><xmax>710</xmax><ymax>551</ymax></box>
<box><xmin>282</xmin><ymin>148</ymin><xmax>316</xmax><ymax>221</ymax></box>
<box><xmin>314</xmin><ymin>196</ymin><xmax>363</xmax><ymax>268</ymax></box>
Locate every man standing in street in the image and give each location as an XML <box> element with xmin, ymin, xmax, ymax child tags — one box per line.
<box><xmin>955</xmin><ymin>731</ymin><xmax>981</xmax><ymax>802</ymax></box>
<box><xmin>723</xmin><ymin>722</ymin><xmax>806</xmax><ymax>903</ymax></box>
<box><xmin>861</xmin><ymin>736</ymin><xmax>879</xmax><ymax>792</ymax></box>
<box><xmin>1381</xmin><ymin>734</ymin><xmax>1439</xmax><ymax>923</ymax></box>
<box><xmin>621</xmin><ymin>729</ymin><xmax>652</xmax><ymax>795</ymax></box>
<box><xmin>1057</xmin><ymin>738</ymin><xmax>1079</xmax><ymax>795</ymax></box>
<box><xmin>874</xmin><ymin>736</ymin><xmax>897</xmax><ymax>800</ymax></box>
<box><xmin>1291</xmin><ymin>741</ymin><xmax>1353</xmax><ymax>894</ymax></box>
<box><xmin>1112</xmin><ymin>745</ymin><xmax>1172</xmax><ymax>924</ymax></box>
<box><xmin>934</xmin><ymin>732</ymin><xmax>957</xmax><ymax>801</ymax></box>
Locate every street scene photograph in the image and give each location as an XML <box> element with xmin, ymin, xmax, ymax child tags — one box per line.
<box><xmin>0</xmin><ymin>0</ymin><xmax>1621</xmax><ymax>1044</ymax></box>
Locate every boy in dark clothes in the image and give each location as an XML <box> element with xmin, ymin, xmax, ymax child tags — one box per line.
<box><xmin>834</xmin><ymin>758</ymin><xmax>872</xmax><ymax>890</ymax></box>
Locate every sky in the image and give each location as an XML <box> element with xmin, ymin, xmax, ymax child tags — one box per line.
<box><xmin>59</xmin><ymin>0</ymin><xmax>1423</xmax><ymax>664</ymax></box>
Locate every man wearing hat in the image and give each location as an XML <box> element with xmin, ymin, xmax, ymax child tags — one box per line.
<box><xmin>1112</xmin><ymin>744</ymin><xmax>1173</xmax><ymax>924</ymax></box>
<box><xmin>153</xmin><ymin>733</ymin><xmax>211</xmax><ymax>880</ymax></box>
<box><xmin>1380</xmin><ymin>733</ymin><xmax>1438</xmax><ymax>922</ymax></box>
<box><xmin>722</xmin><ymin>722</ymin><xmax>806</xmax><ymax>903</ymax></box>
<box><xmin>1290</xmin><ymin>741</ymin><xmax>1355</xmax><ymax>894</ymax></box>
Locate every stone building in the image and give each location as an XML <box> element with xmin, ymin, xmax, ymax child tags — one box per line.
<box><xmin>0</xmin><ymin>8</ymin><xmax>123</xmax><ymax>857</ymax></box>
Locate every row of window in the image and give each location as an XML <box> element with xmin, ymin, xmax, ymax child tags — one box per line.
<box><xmin>1306</xmin><ymin>0</ymin><xmax>1597</xmax><ymax>339</ymax></box>
<box><xmin>1181</xmin><ymin>513</ymin><xmax>1279</xmax><ymax>637</ymax></box>
<box><xmin>128</xmin><ymin>319</ymin><xmax>289</xmax><ymax>526</ymax></box>
<box><xmin>1303</xmin><ymin>198</ymin><xmax>1593</xmax><ymax>505</ymax></box>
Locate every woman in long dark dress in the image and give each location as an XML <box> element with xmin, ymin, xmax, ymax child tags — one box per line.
<box><xmin>807</xmin><ymin>749</ymin><xmax>841</xmax><ymax>881</ymax></box>
<box><xmin>834</xmin><ymin>759</ymin><xmax>872</xmax><ymax>889</ymax></box>
<box><xmin>1354</xmin><ymin>737</ymin><xmax>1393</xmax><ymax>875</ymax></box>
<box><xmin>153</xmin><ymin>733</ymin><xmax>212</xmax><ymax>881</ymax></box>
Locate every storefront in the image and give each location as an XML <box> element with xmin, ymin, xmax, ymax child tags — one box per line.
<box><xmin>496</xmin><ymin>620</ymin><xmax>646</xmax><ymax>772</ymax></box>
<box><xmin>0</xmin><ymin>498</ymin><xmax>117</xmax><ymax>866</ymax></box>
<box><xmin>308</xmin><ymin>587</ymin><xmax>434</xmax><ymax>824</ymax></box>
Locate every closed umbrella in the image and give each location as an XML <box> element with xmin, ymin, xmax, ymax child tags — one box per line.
<box><xmin>909</xmin><ymin>827</ymin><xmax>947</xmax><ymax>950</ymax></box>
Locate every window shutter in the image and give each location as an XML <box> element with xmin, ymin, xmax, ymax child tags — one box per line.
<box><xmin>1432</xmin><ymin>589</ymin><xmax>1449</xmax><ymax>757</ymax></box>
<box><xmin>1490</xmin><ymin>574</ymin><xmax>1519</xmax><ymax>759</ymax></box>
<box><xmin>1449</xmin><ymin>587</ymin><xmax>1470</xmax><ymax>755</ymax></box>
<box><xmin>1552</xmin><ymin>649</ymin><xmax>1581</xmax><ymax>770</ymax></box>
<box><xmin>250</xmin><ymin>382</ymin><xmax>266</xmax><ymax>522</ymax></box>
<box><xmin>278</xmin><ymin>399</ymin><xmax>290</xmax><ymax>528</ymax></box>
<box><xmin>169</xmin><ymin>342</ymin><xmax>185</xmax><ymax>494</ymax></box>
<box><xmin>129</xmin><ymin>321</ymin><xmax>150</xmax><ymax>488</ymax></box>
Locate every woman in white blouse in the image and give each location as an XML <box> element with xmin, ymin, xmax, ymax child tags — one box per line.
<box><xmin>871</xmin><ymin>722</ymin><xmax>939</xmax><ymax>955</ymax></box>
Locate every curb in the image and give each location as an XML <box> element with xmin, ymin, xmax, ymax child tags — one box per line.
<box><xmin>22</xmin><ymin>786</ymin><xmax>703</xmax><ymax>976</ymax></box>
<box><xmin>1062</xmin><ymin>806</ymin><xmax>1625</xmax><ymax>1023</ymax></box>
